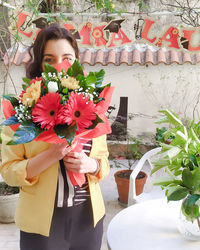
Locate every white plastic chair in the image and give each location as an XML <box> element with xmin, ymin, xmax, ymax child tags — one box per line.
<box><xmin>128</xmin><ymin>147</ymin><xmax>162</xmax><ymax>206</ymax></box>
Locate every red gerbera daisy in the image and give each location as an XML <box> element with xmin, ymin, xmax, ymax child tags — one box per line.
<box><xmin>57</xmin><ymin>92</ymin><xmax>96</xmax><ymax>132</ymax></box>
<box><xmin>32</xmin><ymin>93</ymin><xmax>62</xmax><ymax>130</ymax></box>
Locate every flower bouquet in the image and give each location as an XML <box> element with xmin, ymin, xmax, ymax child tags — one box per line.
<box><xmin>1</xmin><ymin>59</ymin><xmax>114</xmax><ymax>185</ymax></box>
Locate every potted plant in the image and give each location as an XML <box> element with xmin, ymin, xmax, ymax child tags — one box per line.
<box><xmin>0</xmin><ymin>127</ymin><xmax>19</xmax><ymax>223</ymax></box>
<box><xmin>155</xmin><ymin>126</ymin><xmax>175</xmax><ymax>145</ymax></box>
<box><xmin>151</xmin><ymin>109</ymin><xmax>200</xmax><ymax>240</ymax></box>
<box><xmin>111</xmin><ymin>136</ymin><xmax>147</xmax><ymax>207</ymax></box>
<box><xmin>0</xmin><ymin>182</ymin><xmax>19</xmax><ymax>223</ymax></box>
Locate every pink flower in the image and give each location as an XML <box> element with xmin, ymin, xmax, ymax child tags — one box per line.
<box><xmin>32</xmin><ymin>93</ymin><xmax>62</xmax><ymax>130</ymax></box>
<box><xmin>57</xmin><ymin>92</ymin><xmax>96</xmax><ymax>132</ymax></box>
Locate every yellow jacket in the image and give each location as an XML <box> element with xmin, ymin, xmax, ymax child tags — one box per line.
<box><xmin>0</xmin><ymin>126</ymin><xmax>109</xmax><ymax>236</ymax></box>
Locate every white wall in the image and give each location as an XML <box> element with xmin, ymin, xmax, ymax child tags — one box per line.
<box><xmin>84</xmin><ymin>63</ymin><xmax>200</xmax><ymax>142</ymax></box>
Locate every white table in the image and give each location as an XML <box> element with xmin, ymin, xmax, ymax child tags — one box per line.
<box><xmin>107</xmin><ymin>198</ymin><xmax>200</xmax><ymax>250</ymax></box>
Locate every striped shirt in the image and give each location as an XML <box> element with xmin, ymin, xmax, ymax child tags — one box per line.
<box><xmin>56</xmin><ymin>139</ymin><xmax>92</xmax><ymax>207</ymax></box>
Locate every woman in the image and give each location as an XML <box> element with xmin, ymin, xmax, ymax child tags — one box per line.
<box><xmin>0</xmin><ymin>24</ymin><xmax>110</xmax><ymax>250</ymax></box>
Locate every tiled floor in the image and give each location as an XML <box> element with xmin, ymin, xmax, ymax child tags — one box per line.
<box><xmin>0</xmin><ymin>162</ymin><xmax>164</xmax><ymax>250</ymax></box>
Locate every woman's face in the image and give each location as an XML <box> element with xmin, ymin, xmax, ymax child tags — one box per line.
<box><xmin>42</xmin><ymin>39</ymin><xmax>76</xmax><ymax>70</ymax></box>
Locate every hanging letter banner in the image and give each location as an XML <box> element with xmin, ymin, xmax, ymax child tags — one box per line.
<box><xmin>8</xmin><ymin>11</ymin><xmax>200</xmax><ymax>52</ymax></box>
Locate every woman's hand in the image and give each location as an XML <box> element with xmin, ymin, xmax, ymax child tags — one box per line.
<box><xmin>63</xmin><ymin>151</ymin><xmax>98</xmax><ymax>174</ymax></box>
<box><xmin>26</xmin><ymin>141</ymin><xmax>77</xmax><ymax>180</ymax></box>
<box><xmin>48</xmin><ymin>142</ymin><xmax>77</xmax><ymax>161</ymax></box>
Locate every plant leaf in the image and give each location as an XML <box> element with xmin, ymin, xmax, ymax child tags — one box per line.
<box><xmin>167</xmin><ymin>186</ymin><xmax>189</xmax><ymax>201</ymax></box>
<box><xmin>95</xmin><ymin>69</ymin><xmax>105</xmax><ymax>86</ymax></box>
<box><xmin>7</xmin><ymin>122</ymin><xmax>42</xmax><ymax>145</ymax></box>
<box><xmin>193</xmin><ymin>168</ymin><xmax>200</xmax><ymax>192</ymax></box>
<box><xmin>1</xmin><ymin>116</ymin><xmax>19</xmax><ymax>126</ymax></box>
<box><xmin>151</xmin><ymin>158</ymin><xmax>170</xmax><ymax>175</ymax></box>
<box><xmin>87</xmin><ymin>114</ymin><xmax>104</xmax><ymax>129</ymax></box>
<box><xmin>22</xmin><ymin>77</ymin><xmax>31</xmax><ymax>84</ymax></box>
<box><xmin>2</xmin><ymin>94</ymin><xmax>15</xmax><ymax>100</ymax></box>
<box><xmin>182</xmin><ymin>169</ymin><xmax>193</xmax><ymax>189</ymax></box>
<box><xmin>2</xmin><ymin>95</ymin><xmax>19</xmax><ymax>107</ymax></box>
<box><xmin>153</xmin><ymin>177</ymin><xmax>182</xmax><ymax>187</ymax></box>
<box><xmin>182</xmin><ymin>196</ymin><xmax>200</xmax><ymax>221</ymax></box>
<box><xmin>54</xmin><ymin>123</ymin><xmax>77</xmax><ymax>146</ymax></box>
<box><xmin>67</xmin><ymin>60</ymin><xmax>83</xmax><ymax>77</ymax></box>
<box><xmin>156</xmin><ymin>109</ymin><xmax>183</xmax><ymax>127</ymax></box>
<box><xmin>85</xmin><ymin>73</ymin><xmax>97</xmax><ymax>87</ymax></box>
<box><xmin>44</xmin><ymin>63</ymin><xmax>58</xmax><ymax>74</ymax></box>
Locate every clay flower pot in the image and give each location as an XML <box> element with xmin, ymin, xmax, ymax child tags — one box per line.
<box><xmin>114</xmin><ymin>170</ymin><xmax>147</xmax><ymax>206</ymax></box>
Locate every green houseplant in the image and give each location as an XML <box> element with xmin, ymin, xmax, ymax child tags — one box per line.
<box><xmin>151</xmin><ymin>109</ymin><xmax>200</xmax><ymax>240</ymax></box>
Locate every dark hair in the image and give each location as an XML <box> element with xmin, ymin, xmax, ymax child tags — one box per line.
<box><xmin>26</xmin><ymin>24</ymin><xmax>79</xmax><ymax>78</ymax></box>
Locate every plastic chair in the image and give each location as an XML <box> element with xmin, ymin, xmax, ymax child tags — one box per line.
<box><xmin>128</xmin><ymin>147</ymin><xmax>162</xmax><ymax>206</ymax></box>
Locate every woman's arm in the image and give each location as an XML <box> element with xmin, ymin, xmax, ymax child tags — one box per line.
<box><xmin>0</xmin><ymin>126</ymin><xmax>75</xmax><ymax>186</ymax></box>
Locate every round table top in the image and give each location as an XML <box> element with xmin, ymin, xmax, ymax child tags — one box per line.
<box><xmin>107</xmin><ymin>198</ymin><xmax>200</xmax><ymax>250</ymax></box>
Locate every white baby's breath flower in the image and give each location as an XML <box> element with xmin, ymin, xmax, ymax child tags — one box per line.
<box><xmin>48</xmin><ymin>81</ymin><xmax>58</xmax><ymax>93</ymax></box>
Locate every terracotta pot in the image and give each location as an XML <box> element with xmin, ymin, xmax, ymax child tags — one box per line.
<box><xmin>114</xmin><ymin>170</ymin><xmax>147</xmax><ymax>205</ymax></box>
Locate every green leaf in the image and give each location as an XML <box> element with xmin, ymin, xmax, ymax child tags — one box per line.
<box><xmin>1</xmin><ymin>116</ymin><xmax>19</xmax><ymax>126</ymax></box>
<box><xmin>85</xmin><ymin>73</ymin><xmax>97</xmax><ymax>87</ymax></box>
<box><xmin>182</xmin><ymin>196</ymin><xmax>200</xmax><ymax>221</ymax></box>
<box><xmin>94</xmin><ymin>69</ymin><xmax>105</xmax><ymax>87</ymax></box>
<box><xmin>3</xmin><ymin>94</ymin><xmax>15</xmax><ymax>101</ymax></box>
<box><xmin>67</xmin><ymin>60</ymin><xmax>83</xmax><ymax>77</ymax></box>
<box><xmin>22</xmin><ymin>77</ymin><xmax>31</xmax><ymax>84</ymax></box>
<box><xmin>167</xmin><ymin>186</ymin><xmax>189</xmax><ymax>201</ymax></box>
<box><xmin>2</xmin><ymin>96</ymin><xmax>19</xmax><ymax>107</ymax></box>
<box><xmin>22</xmin><ymin>84</ymin><xmax>27</xmax><ymax>90</ymax></box>
<box><xmin>156</xmin><ymin>109</ymin><xmax>183</xmax><ymax>127</ymax></box>
<box><xmin>62</xmin><ymin>88</ymin><xmax>68</xmax><ymax>94</ymax></box>
<box><xmin>10</xmin><ymin>97</ymin><xmax>19</xmax><ymax>107</ymax></box>
<box><xmin>153</xmin><ymin>177</ymin><xmax>182</xmax><ymax>187</ymax></box>
<box><xmin>193</xmin><ymin>168</ymin><xmax>200</xmax><ymax>192</ymax></box>
<box><xmin>54</xmin><ymin>123</ymin><xmax>77</xmax><ymax>146</ymax></box>
<box><xmin>189</xmin><ymin>155</ymin><xmax>198</xmax><ymax>167</ymax></box>
<box><xmin>7</xmin><ymin>122</ymin><xmax>42</xmax><ymax>145</ymax></box>
<box><xmin>44</xmin><ymin>63</ymin><xmax>58</xmax><ymax>75</ymax></box>
<box><xmin>151</xmin><ymin>158</ymin><xmax>170</xmax><ymax>175</ymax></box>
<box><xmin>187</xmin><ymin>194</ymin><xmax>200</xmax><ymax>206</ymax></box>
<box><xmin>182</xmin><ymin>169</ymin><xmax>193</xmax><ymax>189</ymax></box>
<box><xmin>87</xmin><ymin>114</ymin><xmax>104</xmax><ymax>130</ymax></box>
<box><xmin>94</xmin><ymin>83</ymin><xmax>111</xmax><ymax>98</ymax></box>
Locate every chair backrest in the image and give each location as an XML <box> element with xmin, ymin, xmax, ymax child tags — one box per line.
<box><xmin>128</xmin><ymin>147</ymin><xmax>161</xmax><ymax>206</ymax></box>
